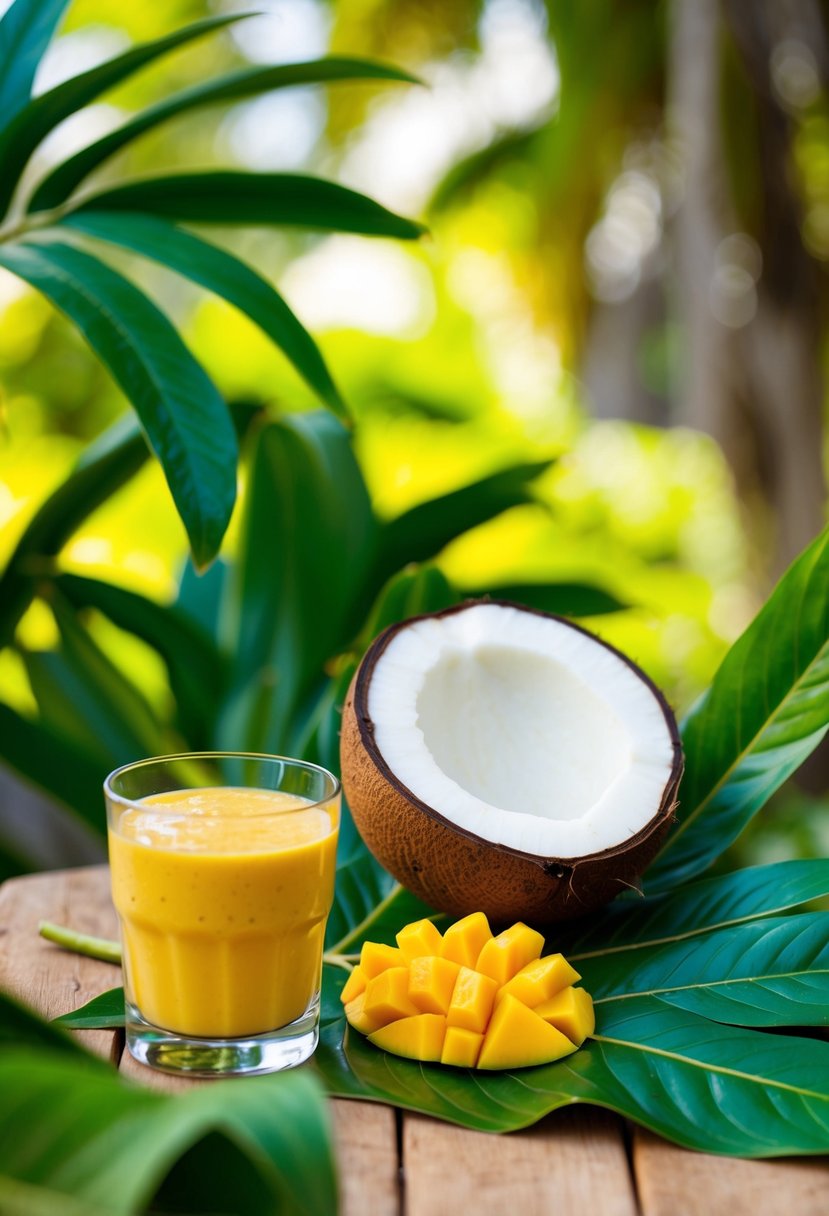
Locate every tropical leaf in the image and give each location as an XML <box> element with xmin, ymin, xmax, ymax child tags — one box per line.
<box><xmin>54</xmin><ymin>572</ymin><xmax>224</xmax><ymax>748</ymax></box>
<box><xmin>53</xmin><ymin>988</ymin><xmax>124</xmax><ymax>1031</ymax></box>
<box><xmin>29</xmin><ymin>57</ymin><xmax>418</xmax><ymax>211</ymax></box>
<box><xmin>579</xmin><ymin>913</ymin><xmax>829</xmax><ymax>1027</ymax></box>
<box><xmin>175</xmin><ymin>556</ymin><xmax>228</xmax><ymax>646</ymax></box>
<box><xmin>217</xmin><ymin>413</ymin><xmax>377</xmax><ymax>754</ymax></box>
<box><xmin>0</xmin><ymin>0</ymin><xmax>70</xmax><ymax>125</ymax></box>
<box><xmin>0</xmin><ymin>413</ymin><xmax>148</xmax><ymax>648</ymax></box>
<box><xmin>371</xmin><ymin>459</ymin><xmax>552</xmax><ymax>589</ymax></box>
<box><xmin>647</xmin><ymin>527</ymin><xmax>829</xmax><ymax>892</ymax></box>
<box><xmin>60</xmin><ymin>211</ymin><xmax>346</xmax><ymax>419</ymax></box>
<box><xmin>359</xmin><ymin>564</ymin><xmax>459</xmax><ymax>645</ymax></box>
<box><xmin>0</xmin><ymin>241</ymin><xmax>237</xmax><ymax>567</ymax></box>
<box><xmin>456</xmin><ymin>580</ymin><xmax>627</xmax><ymax>617</ymax></box>
<box><xmin>560</xmin><ymin>859</ymin><xmax>829</xmax><ymax>958</ymax></box>
<box><xmin>0</xmin><ymin>13</ymin><xmax>246</xmax><ymax>217</ymax></box>
<box><xmin>71</xmin><ymin>172</ymin><xmax>425</xmax><ymax>238</ymax></box>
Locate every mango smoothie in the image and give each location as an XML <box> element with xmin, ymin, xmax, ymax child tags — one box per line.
<box><xmin>108</xmin><ymin>787</ymin><xmax>338</xmax><ymax>1039</ymax></box>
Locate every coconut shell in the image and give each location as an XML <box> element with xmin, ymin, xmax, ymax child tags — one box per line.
<box><xmin>340</xmin><ymin>602</ymin><xmax>684</xmax><ymax>927</ymax></box>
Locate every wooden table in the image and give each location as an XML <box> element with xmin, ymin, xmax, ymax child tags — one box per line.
<box><xmin>2</xmin><ymin>866</ymin><xmax>827</xmax><ymax>1215</ymax></box>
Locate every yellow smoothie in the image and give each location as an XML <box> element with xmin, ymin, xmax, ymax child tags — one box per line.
<box><xmin>108</xmin><ymin>787</ymin><xmax>338</xmax><ymax>1038</ymax></box>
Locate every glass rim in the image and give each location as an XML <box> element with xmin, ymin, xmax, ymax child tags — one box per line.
<box><xmin>104</xmin><ymin>751</ymin><xmax>342</xmax><ymax>817</ymax></box>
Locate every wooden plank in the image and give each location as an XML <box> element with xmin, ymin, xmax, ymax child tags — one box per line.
<box><xmin>332</xmin><ymin>1100</ymin><xmax>400</xmax><ymax>1216</ymax></box>
<box><xmin>634</xmin><ymin>1130</ymin><xmax>829</xmax><ymax>1216</ymax></box>
<box><xmin>403</xmin><ymin>1106</ymin><xmax>637</xmax><ymax>1216</ymax></box>
<box><xmin>0</xmin><ymin>864</ymin><xmax>120</xmax><ymax>1062</ymax></box>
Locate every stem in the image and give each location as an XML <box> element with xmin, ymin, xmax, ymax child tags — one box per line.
<box><xmin>0</xmin><ymin>201</ymin><xmax>74</xmax><ymax>246</ymax></box>
<box><xmin>323</xmin><ymin>951</ymin><xmax>354</xmax><ymax>973</ymax></box>
<box><xmin>39</xmin><ymin>921</ymin><xmax>122</xmax><ymax>965</ymax></box>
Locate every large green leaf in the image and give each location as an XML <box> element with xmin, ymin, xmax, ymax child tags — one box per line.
<box><xmin>371</xmin><ymin>460</ymin><xmax>552</xmax><ymax>589</ymax></box>
<box><xmin>0</xmin><ymin>241</ymin><xmax>237</xmax><ymax>567</ymax></box>
<box><xmin>579</xmin><ymin>913</ymin><xmax>829</xmax><ymax>1027</ymax></box>
<box><xmin>0</xmin><ymin>1050</ymin><xmax>335</xmax><ymax>1216</ymax></box>
<box><xmin>218</xmin><ymin>413</ymin><xmax>377</xmax><ymax>753</ymax></box>
<box><xmin>647</xmin><ymin>527</ymin><xmax>829</xmax><ymax>892</ymax></box>
<box><xmin>72</xmin><ymin>172</ymin><xmax>425</xmax><ymax>238</ymax></box>
<box><xmin>0</xmin><ymin>414</ymin><xmax>148</xmax><ymax>648</ymax></box>
<box><xmin>0</xmin><ymin>13</ymin><xmax>245</xmax><ymax>218</ymax></box>
<box><xmin>54</xmin><ymin>572</ymin><xmax>223</xmax><ymax>749</ymax></box>
<box><xmin>456</xmin><ymin>580</ymin><xmax>627</xmax><ymax>617</ymax></box>
<box><xmin>0</xmin><ymin>0</ymin><xmax>70</xmax><ymax>125</ymax></box>
<box><xmin>30</xmin><ymin>57</ymin><xmax>417</xmax><ymax>211</ymax></box>
<box><xmin>561</xmin><ymin>859</ymin><xmax>829</xmax><ymax>958</ymax></box>
<box><xmin>60</xmin><ymin>211</ymin><xmax>346</xmax><ymax>418</ymax></box>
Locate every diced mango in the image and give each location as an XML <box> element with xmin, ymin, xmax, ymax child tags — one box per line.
<box><xmin>440</xmin><ymin>912</ymin><xmax>492</xmax><ymax>968</ymax></box>
<box><xmin>475</xmin><ymin>922</ymin><xmax>545</xmax><ymax>985</ymax></box>
<box><xmin>363</xmin><ymin>967</ymin><xmax>420</xmax><ymax>1024</ymax></box>
<box><xmin>339</xmin><ymin>964</ymin><xmax>367</xmax><ymax>1005</ymax></box>
<box><xmin>478</xmin><ymin>994</ymin><xmax>576</xmax><ymax>1070</ymax></box>
<box><xmin>441</xmin><ymin>1026</ymin><xmax>483</xmax><ymax>1068</ymax></box>
<box><xmin>408</xmin><ymin>956</ymin><xmax>461</xmax><ymax>1015</ymax></box>
<box><xmin>536</xmin><ymin>986</ymin><xmax>595</xmax><ymax>1046</ymax></box>
<box><xmin>368</xmin><ymin>1014</ymin><xmax>446</xmax><ymax>1062</ymax></box>
<box><xmin>344</xmin><ymin>992</ymin><xmax>386</xmax><ymax>1036</ymax></box>
<box><xmin>396</xmin><ymin>918</ymin><xmax>443</xmax><ymax>961</ymax></box>
<box><xmin>360</xmin><ymin>941</ymin><xmax>405</xmax><ymax>979</ymax></box>
<box><xmin>446</xmin><ymin>966</ymin><xmax>498</xmax><ymax>1034</ymax></box>
<box><xmin>496</xmin><ymin>953</ymin><xmax>581</xmax><ymax>1009</ymax></box>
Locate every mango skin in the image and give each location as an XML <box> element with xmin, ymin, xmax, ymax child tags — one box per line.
<box><xmin>343</xmin><ymin>913</ymin><xmax>594</xmax><ymax>1070</ymax></box>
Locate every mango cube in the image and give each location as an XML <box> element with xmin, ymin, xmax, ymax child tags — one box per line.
<box><xmin>360</xmin><ymin>941</ymin><xmax>405</xmax><ymax>978</ymax></box>
<box><xmin>342</xmin><ymin>913</ymin><xmax>593</xmax><ymax>1072</ymax></box>
<box><xmin>441</xmin><ymin>1026</ymin><xmax>483</xmax><ymax>1068</ymax></box>
<box><xmin>496</xmin><ymin>953</ymin><xmax>581</xmax><ymax>1009</ymax></box>
<box><xmin>368</xmin><ymin>1014</ymin><xmax>446</xmax><ymax>1062</ymax></box>
<box><xmin>440</xmin><ymin>912</ymin><xmax>492</xmax><ymax>968</ymax></box>
<box><xmin>408</xmin><ymin>956</ymin><xmax>460</xmax><ymax>1014</ymax></box>
<box><xmin>475</xmin><ymin>922</ymin><xmax>545</xmax><ymax>985</ymax></box>
<box><xmin>396</xmin><ymin>918</ymin><xmax>443</xmax><ymax>961</ymax></box>
<box><xmin>536</xmin><ymin>986</ymin><xmax>595</xmax><ymax>1046</ymax></box>
<box><xmin>446</xmin><ymin>966</ymin><xmax>498</xmax><ymax>1034</ymax></box>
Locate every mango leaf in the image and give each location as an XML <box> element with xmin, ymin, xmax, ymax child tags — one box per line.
<box><xmin>0</xmin><ymin>413</ymin><xmax>148</xmax><ymax>648</ymax></box>
<box><xmin>456</xmin><ymin>580</ymin><xmax>627</xmax><ymax>617</ymax></box>
<box><xmin>580</xmin><ymin>913</ymin><xmax>829</xmax><ymax>1027</ymax></box>
<box><xmin>0</xmin><ymin>241</ymin><xmax>237</xmax><ymax>567</ymax></box>
<box><xmin>0</xmin><ymin>1176</ymin><xmax>118</xmax><ymax>1216</ymax></box>
<box><xmin>60</xmin><ymin>211</ymin><xmax>346</xmax><ymax>419</ymax></box>
<box><xmin>72</xmin><ymin>172</ymin><xmax>425</xmax><ymax>238</ymax></box>
<box><xmin>0</xmin><ymin>989</ymin><xmax>97</xmax><ymax>1057</ymax></box>
<box><xmin>0</xmin><ymin>13</ymin><xmax>245</xmax><ymax>217</ymax></box>
<box><xmin>359</xmin><ymin>563</ymin><xmax>459</xmax><ymax>645</ymax></box>
<box><xmin>561</xmin><ymin>859</ymin><xmax>829</xmax><ymax>959</ymax></box>
<box><xmin>30</xmin><ymin>57</ymin><xmax>418</xmax><ymax>211</ymax></box>
<box><xmin>53</xmin><ymin>989</ymin><xmax>124</xmax><ymax>1031</ymax></box>
<box><xmin>0</xmin><ymin>703</ymin><xmax>107</xmax><ymax>835</ymax></box>
<box><xmin>218</xmin><ymin>413</ymin><xmax>377</xmax><ymax>754</ymax></box>
<box><xmin>0</xmin><ymin>1049</ymin><xmax>335</xmax><ymax>1216</ymax></box>
<box><xmin>647</xmin><ymin>527</ymin><xmax>829</xmax><ymax>892</ymax></box>
<box><xmin>175</xmin><ymin>556</ymin><xmax>228</xmax><ymax>646</ymax></box>
<box><xmin>54</xmin><ymin>572</ymin><xmax>224</xmax><ymax>748</ymax></box>
<box><xmin>0</xmin><ymin>0</ymin><xmax>70</xmax><ymax>125</ymax></box>
<box><xmin>371</xmin><ymin>459</ymin><xmax>551</xmax><ymax>589</ymax></box>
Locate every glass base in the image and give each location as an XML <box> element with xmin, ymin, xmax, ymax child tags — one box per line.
<box><xmin>125</xmin><ymin>995</ymin><xmax>319</xmax><ymax>1077</ymax></box>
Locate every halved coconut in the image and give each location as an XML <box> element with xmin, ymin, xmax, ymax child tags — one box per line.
<box><xmin>341</xmin><ymin>601</ymin><xmax>683</xmax><ymax>925</ymax></box>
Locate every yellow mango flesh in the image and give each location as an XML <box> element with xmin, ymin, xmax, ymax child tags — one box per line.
<box><xmin>342</xmin><ymin>915</ymin><xmax>593</xmax><ymax>1071</ymax></box>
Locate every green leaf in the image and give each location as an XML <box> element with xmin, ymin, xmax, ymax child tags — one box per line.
<box><xmin>0</xmin><ymin>1049</ymin><xmax>336</xmax><ymax>1216</ymax></box>
<box><xmin>60</xmin><ymin>211</ymin><xmax>347</xmax><ymax>418</ymax></box>
<box><xmin>0</xmin><ymin>13</ymin><xmax>246</xmax><ymax>218</ymax></box>
<box><xmin>54</xmin><ymin>988</ymin><xmax>127</xmax><ymax>1031</ymax></box>
<box><xmin>218</xmin><ymin>413</ymin><xmax>377</xmax><ymax>753</ymax></box>
<box><xmin>647</xmin><ymin>527</ymin><xmax>829</xmax><ymax>892</ymax></box>
<box><xmin>0</xmin><ymin>1176</ymin><xmax>118</xmax><ymax>1216</ymax></box>
<box><xmin>371</xmin><ymin>459</ymin><xmax>552</xmax><ymax>589</ymax></box>
<box><xmin>0</xmin><ymin>703</ymin><xmax>106</xmax><ymax>836</ymax></box>
<box><xmin>580</xmin><ymin>913</ymin><xmax>829</xmax><ymax>1028</ymax></box>
<box><xmin>72</xmin><ymin>172</ymin><xmax>425</xmax><ymax>238</ymax></box>
<box><xmin>0</xmin><ymin>0</ymin><xmax>70</xmax><ymax>124</ymax></box>
<box><xmin>561</xmin><ymin>859</ymin><xmax>829</xmax><ymax>959</ymax></box>
<box><xmin>0</xmin><ymin>413</ymin><xmax>148</xmax><ymax>648</ymax></box>
<box><xmin>30</xmin><ymin>57</ymin><xmax>418</xmax><ymax>211</ymax></box>
<box><xmin>0</xmin><ymin>241</ymin><xmax>237</xmax><ymax>567</ymax></box>
<box><xmin>456</xmin><ymin>580</ymin><xmax>627</xmax><ymax>617</ymax></box>
<box><xmin>54</xmin><ymin>572</ymin><xmax>224</xmax><ymax>748</ymax></box>
<box><xmin>0</xmin><ymin>989</ymin><xmax>96</xmax><ymax>1058</ymax></box>
<box><xmin>175</xmin><ymin>556</ymin><xmax>228</xmax><ymax>645</ymax></box>
<box><xmin>359</xmin><ymin>564</ymin><xmax>459</xmax><ymax>646</ymax></box>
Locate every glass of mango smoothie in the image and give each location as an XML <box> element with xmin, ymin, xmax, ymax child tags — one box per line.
<box><xmin>105</xmin><ymin>753</ymin><xmax>340</xmax><ymax>1076</ymax></box>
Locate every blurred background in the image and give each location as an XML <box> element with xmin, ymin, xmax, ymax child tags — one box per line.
<box><xmin>1</xmin><ymin>0</ymin><xmax>827</xmax><ymax>870</ymax></box>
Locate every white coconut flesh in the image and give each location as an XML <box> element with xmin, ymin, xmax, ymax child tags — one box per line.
<box><xmin>367</xmin><ymin>603</ymin><xmax>677</xmax><ymax>858</ymax></box>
